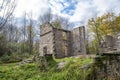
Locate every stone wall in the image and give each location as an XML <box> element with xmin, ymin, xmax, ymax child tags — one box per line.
<box><xmin>71</xmin><ymin>26</ymin><xmax>86</xmax><ymax>55</ymax></box>
<box><xmin>105</xmin><ymin>35</ymin><xmax>116</xmax><ymax>49</ymax></box>
<box><xmin>53</xmin><ymin>28</ymin><xmax>71</xmax><ymax>58</ymax></box>
<box><xmin>40</xmin><ymin>23</ymin><xmax>54</xmax><ymax>56</ymax></box>
<box><xmin>40</xmin><ymin>23</ymin><xmax>53</xmax><ymax>36</ymax></box>
<box><xmin>86</xmin><ymin>54</ymin><xmax>120</xmax><ymax>80</ymax></box>
<box><xmin>79</xmin><ymin>26</ymin><xmax>86</xmax><ymax>55</ymax></box>
<box><xmin>116</xmin><ymin>35</ymin><xmax>120</xmax><ymax>51</ymax></box>
<box><xmin>100</xmin><ymin>35</ymin><xmax>120</xmax><ymax>53</ymax></box>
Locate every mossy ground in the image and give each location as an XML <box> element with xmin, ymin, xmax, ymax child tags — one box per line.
<box><xmin>0</xmin><ymin>57</ymin><xmax>93</xmax><ymax>80</ymax></box>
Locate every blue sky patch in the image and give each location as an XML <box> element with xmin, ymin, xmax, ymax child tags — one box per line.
<box><xmin>60</xmin><ymin>0</ymin><xmax>78</xmax><ymax>16</ymax></box>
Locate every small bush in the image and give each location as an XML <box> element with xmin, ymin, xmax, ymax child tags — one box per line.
<box><xmin>0</xmin><ymin>53</ymin><xmax>22</xmax><ymax>63</ymax></box>
<box><xmin>0</xmin><ymin>53</ymin><xmax>10</xmax><ymax>63</ymax></box>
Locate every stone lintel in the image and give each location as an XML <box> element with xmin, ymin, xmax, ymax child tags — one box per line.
<box><xmin>101</xmin><ymin>51</ymin><xmax>120</xmax><ymax>56</ymax></box>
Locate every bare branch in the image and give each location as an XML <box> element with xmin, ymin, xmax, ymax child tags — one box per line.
<box><xmin>0</xmin><ymin>0</ymin><xmax>16</xmax><ymax>31</ymax></box>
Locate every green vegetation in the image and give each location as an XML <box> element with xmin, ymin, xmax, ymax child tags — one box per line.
<box><xmin>87</xmin><ymin>12</ymin><xmax>120</xmax><ymax>54</ymax></box>
<box><xmin>0</xmin><ymin>57</ymin><xmax>93</xmax><ymax>80</ymax></box>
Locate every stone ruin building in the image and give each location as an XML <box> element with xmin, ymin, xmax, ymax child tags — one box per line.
<box><xmin>39</xmin><ymin>22</ymin><xmax>86</xmax><ymax>58</ymax></box>
<box><xmin>100</xmin><ymin>34</ymin><xmax>120</xmax><ymax>53</ymax></box>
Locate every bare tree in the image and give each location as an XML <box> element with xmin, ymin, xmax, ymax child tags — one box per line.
<box><xmin>21</xmin><ymin>12</ymin><xmax>27</xmax><ymax>53</ymax></box>
<box><xmin>38</xmin><ymin>9</ymin><xmax>52</xmax><ymax>25</ymax></box>
<box><xmin>38</xmin><ymin>8</ymin><xmax>72</xmax><ymax>30</ymax></box>
<box><xmin>51</xmin><ymin>15</ymin><xmax>71</xmax><ymax>30</ymax></box>
<box><xmin>0</xmin><ymin>0</ymin><xmax>16</xmax><ymax>31</ymax></box>
<box><xmin>27</xmin><ymin>12</ymin><xmax>34</xmax><ymax>54</ymax></box>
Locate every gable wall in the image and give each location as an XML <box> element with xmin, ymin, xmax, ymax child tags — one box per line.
<box><xmin>71</xmin><ymin>26</ymin><xmax>86</xmax><ymax>55</ymax></box>
<box><xmin>39</xmin><ymin>23</ymin><xmax>54</xmax><ymax>56</ymax></box>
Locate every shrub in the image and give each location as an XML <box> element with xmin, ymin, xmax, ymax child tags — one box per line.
<box><xmin>0</xmin><ymin>53</ymin><xmax>22</xmax><ymax>63</ymax></box>
<box><xmin>0</xmin><ymin>53</ymin><xmax>10</xmax><ymax>63</ymax></box>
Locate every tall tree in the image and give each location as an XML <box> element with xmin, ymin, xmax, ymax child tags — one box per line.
<box><xmin>113</xmin><ymin>14</ymin><xmax>120</xmax><ymax>34</ymax></box>
<box><xmin>27</xmin><ymin>12</ymin><xmax>34</xmax><ymax>54</ymax></box>
<box><xmin>38</xmin><ymin>10</ymin><xmax>71</xmax><ymax>30</ymax></box>
<box><xmin>0</xmin><ymin>0</ymin><xmax>16</xmax><ymax>31</ymax></box>
<box><xmin>87</xmin><ymin>12</ymin><xmax>120</xmax><ymax>54</ymax></box>
<box><xmin>38</xmin><ymin>9</ymin><xmax>52</xmax><ymax>25</ymax></box>
<box><xmin>51</xmin><ymin>15</ymin><xmax>71</xmax><ymax>30</ymax></box>
<box><xmin>22</xmin><ymin>12</ymin><xmax>27</xmax><ymax>53</ymax></box>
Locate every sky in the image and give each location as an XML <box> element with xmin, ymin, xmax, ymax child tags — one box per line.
<box><xmin>8</xmin><ymin>0</ymin><xmax>120</xmax><ymax>27</ymax></box>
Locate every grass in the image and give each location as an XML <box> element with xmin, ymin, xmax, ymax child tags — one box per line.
<box><xmin>0</xmin><ymin>57</ymin><xmax>93</xmax><ymax>80</ymax></box>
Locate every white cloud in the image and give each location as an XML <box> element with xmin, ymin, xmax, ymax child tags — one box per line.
<box><xmin>14</xmin><ymin>0</ymin><xmax>49</xmax><ymax>20</ymax></box>
<box><xmin>49</xmin><ymin>0</ymin><xmax>64</xmax><ymax>14</ymax></box>
<box><xmin>69</xmin><ymin>0</ymin><xmax>120</xmax><ymax>26</ymax></box>
<box><xmin>92</xmin><ymin>0</ymin><xmax>120</xmax><ymax>16</ymax></box>
<box><xmin>3</xmin><ymin>0</ymin><xmax>120</xmax><ymax>27</ymax></box>
<box><xmin>49</xmin><ymin>0</ymin><xmax>71</xmax><ymax>18</ymax></box>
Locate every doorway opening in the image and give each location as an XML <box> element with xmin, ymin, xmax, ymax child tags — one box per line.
<box><xmin>43</xmin><ymin>46</ymin><xmax>47</xmax><ymax>55</ymax></box>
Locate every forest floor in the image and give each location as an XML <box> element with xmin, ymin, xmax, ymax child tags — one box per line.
<box><xmin>0</xmin><ymin>56</ymin><xmax>93</xmax><ymax>80</ymax></box>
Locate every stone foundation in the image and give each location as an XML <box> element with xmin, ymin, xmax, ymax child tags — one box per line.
<box><xmin>86</xmin><ymin>53</ymin><xmax>120</xmax><ymax>80</ymax></box>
